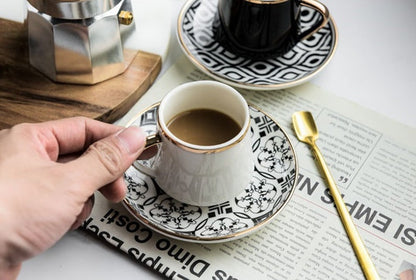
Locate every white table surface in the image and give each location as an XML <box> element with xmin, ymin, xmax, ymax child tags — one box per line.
<box><xmin>1</xmin><ymin>0</ymin><xmax>415</xmax><ymax>279</ymax></box>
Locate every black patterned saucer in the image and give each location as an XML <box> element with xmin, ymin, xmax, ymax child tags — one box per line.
<box><xmin>177</xmin><ymin>0</ymin><xmax>338</xmax><ymax>90</ymax></box>
<box><xmin>122</xmin><ymin>104</ymin><xmax>298</xmax><ymax>243</ymax></box>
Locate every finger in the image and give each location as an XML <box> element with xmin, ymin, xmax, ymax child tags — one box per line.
<box><xmin>0</xmin><ymin>263</ymin><xmax>21</xmax><ymax>280</ymax></box>
<box><xmin>34</xmin><ymin>117</ymin><xmax>123</xmax><ymax>160</ymax></box>
<box><xmin>99</xmin><ymin>177</ymin><xmax>127</xmax><ymax>202</ymax></box>
<box><xmin>65</xmin><ymin>126</ymin><xmax>146</xmax><ymax>194</ymax></box>
<box><xmin>70</xmin><ymin>195</ymin><xmax>95</xmax><ymax>230</ymax></box>
<box><xmin>57</xmin><ymin>152</ymin><xmax>82</xmax><ymax>163</ymax></box>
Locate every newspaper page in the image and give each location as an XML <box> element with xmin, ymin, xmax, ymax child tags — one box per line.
<box><xmin>81</xmin><ymin>56</ymin><xmax>416</xmax><ymax>280</ymax></box>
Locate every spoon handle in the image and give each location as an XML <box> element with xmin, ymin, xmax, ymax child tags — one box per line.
<box><xmin>310</xmin><ymin>143</ymin><xmax>380</xmax><ymax>280</ymax></box>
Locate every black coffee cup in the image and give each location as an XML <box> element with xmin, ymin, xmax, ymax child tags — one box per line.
<box><xmin>216</xmin><ymin>0</ymin><xmax>330</xmax><ymax>59</ymax></box>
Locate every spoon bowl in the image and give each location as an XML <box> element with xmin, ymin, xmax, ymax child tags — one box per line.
<box><xmin>292</xmin><ymin>111</ymin><xmax>319</xmax><ymax>145</ymax></box>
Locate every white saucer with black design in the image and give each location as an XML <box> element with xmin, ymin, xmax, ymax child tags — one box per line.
<box><xmin>177</xmin><ymin>0</ymin><xmax>338</xmax><ymax>90</ymax></box>
<box><xmin>122</xmin><ymin>104</ymin><xmax>298</xmax><ymax>243</ymax></box>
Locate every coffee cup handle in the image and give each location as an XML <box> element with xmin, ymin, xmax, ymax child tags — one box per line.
<box><xmin>299</xmin><ymin>0</ymin><xmax>330</xmax><ymax>41</ymax></box>
<box><xmin>132</xmin><ymin>133</ymin><xmax>162</xmax><ymax>178</ymax></box>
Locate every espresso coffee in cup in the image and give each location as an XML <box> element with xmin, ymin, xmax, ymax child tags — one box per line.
<box><xmin>134</xmin><ymin>81</ymin><xmax>253</xmax><ymax>206</ymax></box>
<box><xmin>216</xmin><ymin>0</ymin><xmax>330</xmax><ymax>59</ymax></box>
<box><xmin>167</xmin><ymin>108</ymin><xmax>241</xmax><ymax>145</ymax></box>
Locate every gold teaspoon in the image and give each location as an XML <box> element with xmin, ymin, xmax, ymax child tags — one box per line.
<box><xmin>292</xmin><ymin>111</ymin><xmax>380</xmax><ymax>280</ymax></box>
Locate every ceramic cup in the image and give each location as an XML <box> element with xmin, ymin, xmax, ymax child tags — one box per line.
<box><xmin>216</xmin><ymin>0</ymin><xmax>330</xmax><ymax>59</ymax></box>
<box><xmin>134</xmin><ymin>81</ymin><xmax>253</xmax><ymax>206</ymax></box>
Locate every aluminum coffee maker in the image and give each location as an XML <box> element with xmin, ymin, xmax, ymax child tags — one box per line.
<box><xmin>27</xmin><ymin>0</ymin><xmax>136</xmax><ymax>84</ymax></box>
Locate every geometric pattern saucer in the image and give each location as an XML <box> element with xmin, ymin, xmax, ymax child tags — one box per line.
<box><xmin>177</xmin><ymin>0</ymin><xmax>338</xmax><ymax>90</ymax></box>
<box><xmin>123</xmin><ymin>104</ymin><xmax>298</xmax><ymax>243</ymax></box>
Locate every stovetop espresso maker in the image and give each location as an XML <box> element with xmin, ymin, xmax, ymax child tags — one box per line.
<box><xmin>27</xmin><ymin>0</ymin><xmax>136</xmax><ymax>84</ymax></box>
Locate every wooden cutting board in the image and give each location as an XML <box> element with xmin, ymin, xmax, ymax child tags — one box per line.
<box><xmin>0</xmin><ymin>18</ymin><xmax>162</xmax><ymax>129</ymax></box>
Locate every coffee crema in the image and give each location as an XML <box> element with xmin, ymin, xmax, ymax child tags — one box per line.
<box><xmin>167</xmin><ymin>108</ymin><xmax>241</xmax><ymax>146</ymax></box>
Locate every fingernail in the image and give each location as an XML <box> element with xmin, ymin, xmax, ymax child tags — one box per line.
<box><xmin>116</xmin><ymin>126</ymin><xmax>146</xmax><ymax>154</ymax></box>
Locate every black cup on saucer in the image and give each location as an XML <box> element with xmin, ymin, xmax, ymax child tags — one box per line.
<box><xmin>216</xmin><ymin>0</ymin><xmax>330</xmax><ymax>60</ymax></box>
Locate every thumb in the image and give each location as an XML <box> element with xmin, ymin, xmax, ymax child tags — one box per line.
<box><xmin>67</xmin><ymin>126</ymin><xmax>146</xmax><ymax>193</ymax></box>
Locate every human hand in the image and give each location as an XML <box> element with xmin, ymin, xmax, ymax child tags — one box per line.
<box><xmin>0</xmin><ymin>117</ymin><xmax>146</xmax><ymax>279</ymax></box>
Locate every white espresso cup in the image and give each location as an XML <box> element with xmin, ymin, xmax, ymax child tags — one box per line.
<box><xmin>134</xmin><ymin>81</ymin><xmax>253</xmax><ymax>206</ymax></box>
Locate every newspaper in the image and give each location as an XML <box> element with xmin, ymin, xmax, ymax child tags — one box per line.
<box><xmin>81</xmin><ymin>56</ymin><xmax>416</xmax><ymax>280</ymax></box>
